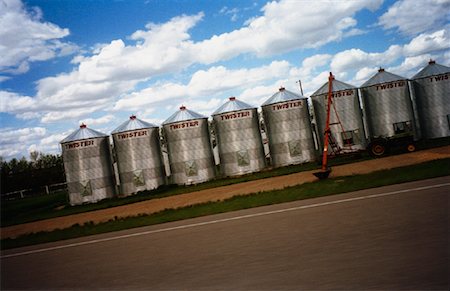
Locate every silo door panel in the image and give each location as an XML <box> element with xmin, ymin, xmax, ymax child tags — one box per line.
<box><xmin>80</xmin><ymin>180</ymin><xmax>92</xmax><ymax>197</ymax></box>
<box><xmin>288</xmin><ymin>140</ymin><xmax>302</xmax><ymax>157</ymax></box>
<box><xmin>185</xmin><ymin>160</ymin><xmax>198</xmax><ymax>176</ymax></box>
<box><xmin>133</xmin><ymin>170</ymin><xmax>145</xmax><ymax>187</ymax></box>
<box><xmin>237</xmin><ymin>150</ymin><xmax>250</xmax><ymax>167</ymax></box>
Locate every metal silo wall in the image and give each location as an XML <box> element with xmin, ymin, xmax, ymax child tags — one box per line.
<box><xmin>62</xmin><ymin>137</ymin><xmax>115</xmax><ymax>205</ymax></box>
<box><xmin>262</xmin><ymin>100</ymin><xmax>315</xmax><ymax>167</ymax></box>
<box><xmin>312</xmin><ymin>89</ymin><xmax>366</xmax><ymax>152</ymax></box>
<box><xmin>412</xmin><ymin>73</ymin><xmax>450</xmax><ymax>139</ymax></box>
<box><xmin>163</xmin><ymin>118</ymin><xmax>215</xmax><ymax>185</ymax></box>
<box><xmin>361</xmin><ymin>80</ymin><xmax>414</xmax><ymax>139</ymax></box>
<box><xmin>112</xmin><ymin>128</ymin><xmax>166</xmax><ymax>196</ymax></box>
<box><xmin>213</xmin><ymin>108</ymin><xmax>265</xmax><ymax>176</ymax></box>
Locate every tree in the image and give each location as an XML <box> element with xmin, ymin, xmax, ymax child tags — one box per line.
<box><xmin>30</xmin><ymin>151</ymin><xmax>40</xmax><ymax>165</ymax></box>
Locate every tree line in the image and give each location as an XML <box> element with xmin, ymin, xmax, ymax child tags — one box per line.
<box><xmin>1</xmin><ymin>151</ymin><xmax>65</xmax><ymax>195</ymax></box>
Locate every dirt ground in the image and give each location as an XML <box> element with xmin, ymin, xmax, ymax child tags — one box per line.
<box><xmin>2</xmin><ymin>145</ymin><xmax>450</xmax><ymax>239</ymax></box>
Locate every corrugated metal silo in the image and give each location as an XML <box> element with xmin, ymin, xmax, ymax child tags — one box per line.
<box><xmin>162</xmin><ymin>106</ymin><xmax>216</xmax><ymax>185</ymax></box>
<box><xmin>311</xmin><ymin>79</ymin><xmax>366</xmax><ymax>153</ymax></box>
<box><xmin>262</xmin><ymin>87</ymin><xmax>315</xmax><ymax>167</ymax></box>
<box><xmin>360</xmin><ymin>68</ymin><xmax>415</xmax><ymax>139</ymax></box>
<box><xmin>112</xmin><ymin>115</ymin><xmax>166</xmax><ymax>196</ymax></box>
<box><xmin>61</xmin><ymin>124</ymin><xmax>115</xmax><ymax>205</ymax></box>
<box><xmin>412</xmin><ymin>60</ymin><xmax>450</xmax><ymax>139</ymax></box>
<box><xmin>212</xmin><ymin>97</ymin><xmax>265</xmax><ymax>176</ymax></box>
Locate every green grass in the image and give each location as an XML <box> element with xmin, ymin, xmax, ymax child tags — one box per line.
<box><xmin>2</xmin><ymin>139</ymin><xmax>448</xmax><ymax>227</ymax></box>
<box><xmin>2</xmin><ymin>158</ymin><xmax>449</xmax><ymax>250</ymax></box>
<box><xmin>1</xmin><ymin>151</ymin><xmax>370</xmax><ymax>227</ymax></box>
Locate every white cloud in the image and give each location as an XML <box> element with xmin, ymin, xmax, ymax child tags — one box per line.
<box><xmin>0</xmin><ymin>126</ymin><xmax>49</xmax><ymax>159</ymax></box>
<box><xmin>403</xmin><ymin>29</ymin><xmax>450</xmax><ymax>56</ymax></box>
<box><xmin>0</xmin><ymin>91</ymin><xmax>36</xmax><ymax>112</ymax></box>
<box><xmin>78</xmin><ymin>114</ymin><xmax>116</xmax><ymax>127</ymax></box>
<box><xmin>239</xmin><ymin>85</ymin><xmax>281</xmax><ymax>106</ymax></box>
<box><xmin>195</xmin><ymin>0</ymin><xmax>383</xmax><ymax>62</ymax></box>
<box><xmin>40</xmin><ymin>105</ymin><xmax>106</xmax><ymax>123</ymax></box>
<box><xmin>328</xmin><ymin>28</ymin><xmax>450</xmax><ymax>85</ymax></box>
<box><xmin>114</xmin><ymin>61</ymin><xmax>291</xmax><ymax>112</ymax></box>
<box><xmin>0</xmin><ymin>0</ymin><xmax>77</xmax><ymax>74</ymax></box>
<box><xmin>0</xmin><ymin>75</ymin><xmax>11</xmax><ymax>82</ymax></box>
<box><xmin>379</xmin><ymin>0</ymin><xmax>450</xmax><ymax>36</ymax></box>
<box><xmin>220</xmin><ymin>6</ymin><xmax>240</xmax><ymax>22</ymax></box>
<box><xmin>0</xmin><ymin>0</ymin><xmax>383</xmax><ymax>123</ymax></box>
<box><xmin>353</xmin><ymin>67</ymin><xmax>379</xmax><ymax>84</ymax></box>
<box><xmin>27</xmin><ymin>131</ymin><xmax>69</xmax><ymax>157</ymax></box>
<box><xmin>0</xmin><ymin>128</ymin><xmax>74</xmax><ymax>160</ymax></box>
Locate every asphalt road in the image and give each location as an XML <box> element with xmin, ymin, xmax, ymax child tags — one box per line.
<box><xmin>2</xmin><ymin>176</ymin><xmax>449</xmax><ymax>290</ymax></box>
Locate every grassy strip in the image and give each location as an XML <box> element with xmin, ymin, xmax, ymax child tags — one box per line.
<box><xmin>2</xmin><ymin>158</ymin><xmax>449</xmax><ymax>250</ymax></box>
<box><xmin>1</xmin><ymin>151</ymin><xmax>371</xmax><ymax>227</ymax></box>
<box><xmin>2</xmin><ymin>139</ymin><xmax>449</xmax><ymax>227</ymax></box>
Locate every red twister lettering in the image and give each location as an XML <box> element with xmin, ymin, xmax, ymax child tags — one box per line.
<box><xmin>429</xmin><ymin>73</ymin><xmax>449</xmax><ymax>83</ymax></box>
<box><xmin>323</xmin><ymin>90</ymin><xmax>354</xmax><ymax>101</ymax></box>
<box><xmin>219</xmin><ymin>110</ymin><xmax>252</xmax><ymax>121</ymax></box>
<box><xmin>272</xmin><ymin>100</ymin><xmax>304</xmax><ymax>111</ymax></box>
<box><xmin>169</xmin><ymin>120</ymin><xmax>200</xmax><ymax>130</ymax></box>
<box><xmin>65</xmin><ymin>140</ymin><xmax>95</xmax><ymax>150</ymax></box>
<box><xmin>375</xmin><ymin>81</ymin><xmax>406</xmax><ymax>91</ymax></box>
<box><xmin>117</xmin><ymin>129</ymin><xmax>149</xmax><ymax>140</ymax></box>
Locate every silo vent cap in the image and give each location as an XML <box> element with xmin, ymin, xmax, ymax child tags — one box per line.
<box><xmin>130</xmin><ymin>115</ymin><xmax>136</xmax><ymax>120</ymax></box>
<box><xmin>80</xmin><ymin>123</ymin><xmax>87</xmax><ymax>129</ymax></box>
<box><xmin>378</xmin><ymin>67</ymin><xmax>385</xmax><ymax>72</ymax></box>
<box><xmin>229</xmin><ymin>97</ymin><xmax>236</xmax><ymax>101</ymax></box>
<box><xmin>279</xmin><ymin>87</ymin><xmax>285</xmax><ymax>92</ymax></box>
<box><xmin>180</xmin><ymin>105</ymin><xmax>186</xmax><ymax>110</ymax></box>
<box><xmin>429</xmin><ymin>59</ymin><xmax>436</xmax><ymax>64</ymax></box>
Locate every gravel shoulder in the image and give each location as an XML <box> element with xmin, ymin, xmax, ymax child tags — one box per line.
<box><xmin>2</xmin><ymin>145</ymin><xmax>449</xmax><ymax>239</ymax></box>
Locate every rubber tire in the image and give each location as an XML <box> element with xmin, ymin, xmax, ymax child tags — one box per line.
<box><xmin>406</xmin><ymin>143</ymin><xmax>416</xmax><ymax>152</ymax></box>
<box><xmin>368</xmin><ymin>140</ymin><xmax>387</xmax><ymax>157</ymax></box>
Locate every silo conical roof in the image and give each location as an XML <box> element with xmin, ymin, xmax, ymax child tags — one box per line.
<box><xmin>262</xmin><ymin>87</ymin><xmax>306</xmax><ymax>106</ymax></box>
<box><xmin>61</xmin><ymin>124</ymin><xmax>108</xmax><ymax>143</ymax></box>
<box><xmin>311</xmin><ymin>79</ymin><xmax>357</xmax><ymax>96</ymax></box>
<box><xmin>162</xmin><ymin>106</ymin><xmax>206</xmax><ymax>125</ymax></box>
<box><xmin>112</xmin><ymin>115</ymin><xmax>158</xmax><ymax>134</ymax></box>
<box><xmin>212</xmin><ymin>97</ymin><xmax>255</xmax><ymax>115</ymax></box>
<box><xmin>361</xmin><ymin>68</ymin><xmax>406</xmax><ymax>87</ymax></box>
<box><xmin>412</xmin><ymin>60</ymin><xmax>450</xmax><ymax>79</ymax></box>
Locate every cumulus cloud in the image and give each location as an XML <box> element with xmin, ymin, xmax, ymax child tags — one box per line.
<box><xmin>1</xmin><ymin>128</ymin><xmax>76</xmax><ymax>159</ymax></box>
<box><xmin>379</xmin><ymin>0</ymin><xmax>450</xmax><ymax>36</ymax></box>
<box><xmin>0</xmin><ymin>91</ymin><xmax>36</xmax><ymax>113</ymax></box>
<box><xmin>78</xmin><ymin>114</ymin><xmax>116</xmax><ymax>127</ymax></box>
<box><xmin>0</xmin><ymin>0</ymin><xmax>77</xmax><ymax>74</ymax></box>
<box><xmin>403</xmin><ymin>29</ymin><xmax>450</xmax><ymax>56</ymax></box>
<box><xmin>1</xmin><ymin>0</ymin><xmax>383</xmax><ymax>123</ymax></box>
<box><xmin>0</xmin><ymin>127</ymin><xmax>48</xmax><ymax>159</ymax></box>
<box><xmin>328</xmin><ymin>28</ymin><xmax>450</xmax><ymax>85</ymax></box>
<box><xmin>195</xmin><ymin>0</ymin><xmax>382</xmax><ymax>61</ymax></box>
<box><xmin>114</xmin><ymin>61</ymin><xmax>290</xmax><ymax>112</ymax></box>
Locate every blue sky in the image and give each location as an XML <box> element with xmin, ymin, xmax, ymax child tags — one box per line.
<box><xmin>0</xmin><ymin>0</ymin><xmax>449</xmax><ymax>160</ymax></box>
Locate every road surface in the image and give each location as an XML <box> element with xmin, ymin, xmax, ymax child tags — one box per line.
<box><xmin>2</xmin><ymin>176</ymin><xmax>449</xmax><ymax>290</ymax></box>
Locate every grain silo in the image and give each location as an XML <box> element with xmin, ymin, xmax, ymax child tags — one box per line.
<box><xmin>112</xmin><ymin>115</ymin><xmax>166</xmax><ymax>196</ymax></box>
<box><xmin>412</xmin><ymin>60</ymin><xmax>450</xmax><ymax>139</ymax></box>
<box><xmin>61</xmin><ymin>124</ymin><xmax>115</xmax><ymax>205</ymax></box>
<box><xmin>360</xmin><ymin>68</ymin><xmax>415</xmax><ymax>141</ymax></box>
<box><xmin>262</xmin><ymin>87</ymin><xmax>315</xmax><ymax>167</ymax></box>
<box><xmin>162</xmin><ymin>106</ymin><xmax>216</xmax><ymax>185</ymax></box>
<box><xmin>311</xmin><ymin>78</ymin><xmax>366</xmax><ymax>153</ymax></box>
<box><xmin>212</xmin><ymin>97</ymin><xmax>265</xmax><ymax>176</ymax></box>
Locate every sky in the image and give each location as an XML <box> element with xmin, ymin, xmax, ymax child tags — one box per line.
<box><xmin>0</xmin><ymin>0</ymin><xmax>449</xmax><ymax>160</ymax></box>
